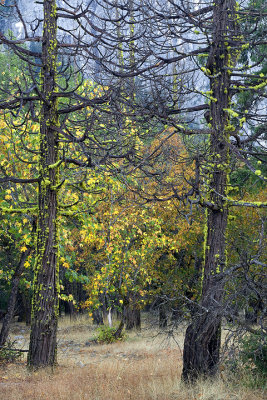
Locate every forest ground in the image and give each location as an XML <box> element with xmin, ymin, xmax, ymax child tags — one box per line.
<box><xmin>0</xmin><ymin>315</ymin><xmax>265</xmax><ymax>400</ymax></box>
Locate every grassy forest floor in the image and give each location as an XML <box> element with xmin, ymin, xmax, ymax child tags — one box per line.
<box><xmin>0</xmin><ymin>315</ymin><xmax>266</xmax><ymax>400</ymax></box>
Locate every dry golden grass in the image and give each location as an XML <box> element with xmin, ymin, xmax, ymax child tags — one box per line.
<box><xmin>0</xmin><ymin>316</ymin><xmax>265</xmax><ymax>400</ymax></box>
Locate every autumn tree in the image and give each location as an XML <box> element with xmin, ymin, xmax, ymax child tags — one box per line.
<box><xmin>0</xmin><ymin>0</ymin><xmax>108</xmax><ymax>367</ymax></box>
<box><xmin>0</xmin><ymin>50</ymin><xmax>38</xmax><ymax>345</ymax></box>
<box><xmin>85</xmin><ymin>0</ymin><xmax>266</xmax><ymax>381</ymax></box>
<box><xmin>0</xmin><ymin>0</ymin><xmax>158</xmax><ymax>367</ymax></box>
<box><xmin>0</xmin><ymin>0</ymin><xmax>266</xmax><ymax>377</ymax></box>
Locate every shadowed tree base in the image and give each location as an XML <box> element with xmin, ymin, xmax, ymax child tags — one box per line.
<box><xmin>27</xmin><ymin>319</ymin><xmax>58</xmax><ymax>368</ymax></box>
<box><xmin>182</xmin><ymin>313</ymin><xmax>221</xmax><ymax>382</ymax></box>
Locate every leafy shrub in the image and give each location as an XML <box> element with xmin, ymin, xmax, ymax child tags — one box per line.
<box><xmin>226</xmin><ymin>331</ymin><xmax>267</xmax><ymax>388</ymax></box>
<box><xmin>95</xmin><ymin>325</ymin><xmax>126</xmax><ymax>344</ymax></box>
<box><xmin>0</xmin><ymin>340</ymin><xmax>23</xmax><ymax>363</ymax></box>
<box><xmin>239</xmin><ymin>331</ymin><xmax>267</xmax><ymax>376</ymax></box>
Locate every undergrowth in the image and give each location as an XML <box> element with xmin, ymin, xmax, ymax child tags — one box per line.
<box><xmin>0</xmin><ymin>339</ymin><xmax>23</xmax><ymax>364</ymax></box>
<box><xmin>226</xmin><ymin>330</ymin><xmax>267</xmax><ymax>389</ymax></box>
<box><xmin>95</xmin><ymin>324</ymin><xmax>126</xmax><ymax>344</ymax></box>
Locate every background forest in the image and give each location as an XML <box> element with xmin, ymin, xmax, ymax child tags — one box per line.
<box><xmin>0</xmin><ymin>0</ymin><xmax>266</xmax><ymax>398</ymax></box>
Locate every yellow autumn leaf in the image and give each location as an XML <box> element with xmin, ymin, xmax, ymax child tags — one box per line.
<box><xmin>0</xmin><ymin>119</ymin><xmax>7</xmax><ymax>129</ymax></box>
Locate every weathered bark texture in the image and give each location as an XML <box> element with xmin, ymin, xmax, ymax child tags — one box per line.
<box><xmin>182</xmin><ymin>0</ymin><xmax>239</xmax><ymax>381</ymax></box>
<box><xmin>114</xmin><ymin>319</ymin><xmax>125</xmax><ymax>339</ymax></box>
<box><xmin>28</xmin><ymin>0</ymin><xmax>60</xmax><ymax>368</ymax></box>
<box><xmin>123</xmin><ymin>298</ymin><xmax>141</xmax><ymax>330</ymax></box>
<box><xmin>124</xmin><ymin>305</ymin><xmax>141</xmax><ymax>330</ymax></box>
<box><xmin>159</xmin><ymin>304</ymin><xmax>168</xmax><ymax>328</ymax></box>
<box><xmin>0</xmin><ymin>247</ymin><xmax>32</xmax><ymax>347</ymax></box>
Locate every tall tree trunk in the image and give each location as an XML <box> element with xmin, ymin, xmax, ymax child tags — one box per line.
<box><xmin>28</xmin><ymin>0</ymin><xmax>60</xmax><ymax>368</ymax></box>
<box><xmin>124</xmin><ymin>305</ymin><xmax>141</xmax><ymax>330</ymax></box>
<box><xmin>182</xmin><ymin>0</ymin><xmax>239</xmax><ymax>381</ymax></box>
<box><xmin>0</xmin><ymin>247</ymin><xmax>32</xmax><ymax>347</ymax></box>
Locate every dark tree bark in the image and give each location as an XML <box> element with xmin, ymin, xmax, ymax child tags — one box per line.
<box><xmin>182</xmin><ymin>0</ymin><xmax>239</xmax><ymax>381</ymax></box>
<box><xmin>123</xmin><ymin>293</ymin><xmax>141</xmax><ymax>331</ymax></box>
<box><xmin>124</xmin><ymin>305</ymin><xmax>141</xmax><ymax>330</ymax></box>
<box><xmin>171</xmin><ymin>308</ymin><xmax>182</xmax><ymax>324</ymax></box>
<box><xmin>92</xmin><ymin>309</ymin><xmax>104</xmax><ymax>325</ymax></box>
<box><xmin>0</xmin><ymin>310</ymin><xmax>6</xmax><ymax>321</ymax></box>
<box><xmin>245</xmin><ymin>297</ymin><xmax>262</xmax><ymax>324</ymax></box>
<box><xmin>114</xmin><ymin>319</ymin><xmax>125</xmax><ymax>339</ymax></box>
<box><xmin>0</xmin><ymin>247</ymin><xmax>32</xmax><ymax>347</ymax></box>
<box><xmin>159</xmin><ymin>304</ymin><xmax>168</xmax><ymax>329</ymax></box>
<box><xmin>19</xmin><ymin>290</ymin><xmax>32</xmax><ymax>325</ymax></box>
<box><xmin>63</xmin><ymin>281</ymin><xmax>78</xmax><ymax>320</ymax></box>
<box><xmin>28</xmin><ymin>0</ymin><xmax>60</xmax><ymax>368</ymax></box>
<box><xmin>64</xmin><ymin>300</ymin><xmax>77</xmax><ymax>320</ymax></box>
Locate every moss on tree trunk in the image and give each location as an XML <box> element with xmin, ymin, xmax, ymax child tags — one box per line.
<box><xmin>28</xmin><ymin>0</ymin><xmax>60</xmax><ymax>369</ymax></box>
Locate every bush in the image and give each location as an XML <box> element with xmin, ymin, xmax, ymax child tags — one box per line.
<box><xmin>0</xmin><ymin>340</ymin><xmax>23</xmax><ymax>364</ymax></box>
<box><xmin>240</xmin><ymin>331</ymin><xmax>267</xmax><ymax>376</ymax></box>
<box><xmin>227</xmin><ymin>330</ymin><xmax>267</xmax><ymax>388</ymax></box>
<box><xmin>95</xmin><ymin>325</ymin><xmax>126</xmax><ymax>344</ymax></box>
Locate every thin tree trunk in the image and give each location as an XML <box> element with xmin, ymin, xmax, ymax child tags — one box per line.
<box><xmin>21</xmin><ymin>290</ymin><xmax>32</xmax><ymax>325</ymax></box>
<box><xmin>159</xmin><ymin>304</ymin><xmax>168</xmax><ymax>329</ymax></box>
<box><xmin>114</xmin><ymin>319</ymin><xmax>124</xmax><ymax>339</ymax></box>
<box><xmin>28</xmin><ymin>0</ymin><xmax>60</xmax><ymax>368</ymax></box>
<box><xmin>0</xmin><ymin>247</ymin><xmax>32</xmax><ymax>347</ymax></box>
<box><xmin>182</xmin><ymin>0</ymin><xmax>239</xmax><ymax>381</ymax></box>
<box><xmin>108</xmin><ymin>308</ymin><xmax>113</xmax><ymax>327</ymax></box>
